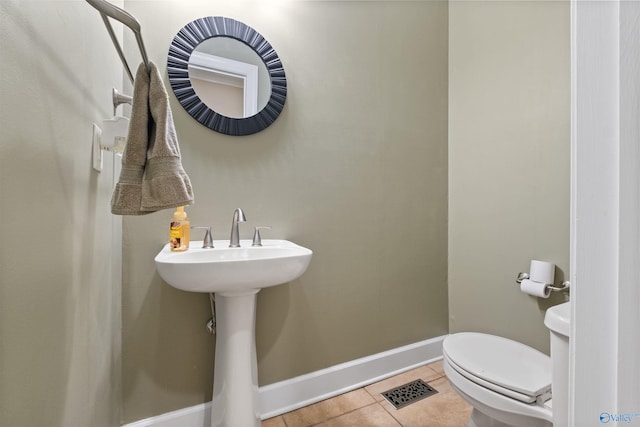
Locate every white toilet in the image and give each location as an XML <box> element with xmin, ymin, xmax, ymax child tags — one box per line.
<box><xmin>443</xmin><ymin>301</ymin><xmax>571</xmax><ymax>427</ymax></box>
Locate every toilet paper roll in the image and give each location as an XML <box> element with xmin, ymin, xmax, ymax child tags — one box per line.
<box><xmin>520</xmin><ymin>279</ymin><xmax>551</xmax><ymax>298</ymax></box>
<box><xmin>529</xmin><ymin>260</ymin><xmax>555</xmax><ymax>284</ymax></box>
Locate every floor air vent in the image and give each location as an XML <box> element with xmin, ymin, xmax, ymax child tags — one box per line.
<box><xmin>381</xmin><ymin>379</ymin><xmax>438</xmax><ymax>409</ymax></box>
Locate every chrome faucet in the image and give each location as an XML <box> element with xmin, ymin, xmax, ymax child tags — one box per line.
<box><xmin>191</xmin><ymin>226</ymin><xmax>214</xmax><ymax>248</ymax></box>
<box><xmin>229</xmin><ymin>208</ymin><xmax>247</xmax><ymax>247</ymax></box>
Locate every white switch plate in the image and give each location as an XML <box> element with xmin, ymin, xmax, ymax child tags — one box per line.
<box><xmin>92</xmin><ymin>123</ymin><xmax>102</xmax><ymax>172</ymax></box>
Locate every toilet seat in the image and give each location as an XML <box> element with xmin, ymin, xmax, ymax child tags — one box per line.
<box><xmin>443</xmin><ymin>332</ymin><xmax>553</xmax><ymax>427</ymax></box>
<box><xmin>444</xmin><ymin>359</ymin><xmax>553</xmax><ymax>427</ymax></box>
<box><xmin>443</xmin><ymin>332</ymin><xmax>551</xmax><ymax>404</ymax></box>
<box><xmin>446</xmin><ymin>356</ymin><xmax>546</xmax><ymax>404</ymax></box>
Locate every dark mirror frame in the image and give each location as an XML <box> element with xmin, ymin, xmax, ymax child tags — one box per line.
<box><xmin>167</xmin><ymin>16</ymin><xmax>287</xmax><ymax>136</ymax></box>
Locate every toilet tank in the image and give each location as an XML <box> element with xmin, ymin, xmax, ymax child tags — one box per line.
<box><xmin>544</xmin><ymin>301</ymin><xmax>571</xmax><ymax>427</ymax></box>
<box><xmin>545</xmin><ymin>301</ymin><xmax>570</xmax><ymax>338</ymax></box>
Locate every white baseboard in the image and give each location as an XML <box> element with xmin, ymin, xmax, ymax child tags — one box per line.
<box><xmin>122</xmin><ymin>335</ymin><xmax>446</xmax><ymax>427</ymax></box>
<box><xmin>122</xmin><ymin>403</ymin><xmax>211</xmax><ymax>427</ymax></box>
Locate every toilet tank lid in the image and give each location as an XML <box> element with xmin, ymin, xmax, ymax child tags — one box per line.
<box><xmin>443</xmin><ymin>332</ymin><xmax>551</xmax><ymax>398</ymax></box>
<box><xmin>544</xmin><ymin>301</ymin><xmax>571</xmax><ymax>337</ymax></box>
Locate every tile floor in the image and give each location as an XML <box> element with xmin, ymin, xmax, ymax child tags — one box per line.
<box><xmin>261</xmin><ymin>360</ymin><xmax>473</xmax><ymax>427</ymax></box>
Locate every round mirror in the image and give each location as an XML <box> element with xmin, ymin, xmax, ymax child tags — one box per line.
<box><xmin>167</xmin><ymin>17</ymin><xmax>287</xmax><ymax>136</ymax></box>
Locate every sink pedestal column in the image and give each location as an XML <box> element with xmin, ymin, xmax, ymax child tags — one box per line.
<box><xmin>211</xmin><ymin>289</ymin><xmax>261</xmax><ymax>427</ymax></box>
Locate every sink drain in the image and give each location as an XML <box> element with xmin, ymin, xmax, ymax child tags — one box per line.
<box><xmin>381</xmin><ymin>379</ymin><xmax>438</xmax><ymax>409</ymax></box>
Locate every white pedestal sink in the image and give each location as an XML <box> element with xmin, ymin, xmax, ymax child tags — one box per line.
<box><xmin>154</xmin><ymin>239</ymin><xmax>312</xmax><ymax>427</ymax></box>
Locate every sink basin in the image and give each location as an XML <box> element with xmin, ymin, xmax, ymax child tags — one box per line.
<box><xmin>155</xmin><ymin>239</ymin><xmax>312</xmax><ymax>294</ymax></box>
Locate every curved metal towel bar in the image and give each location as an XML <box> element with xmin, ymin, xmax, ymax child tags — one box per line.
<box><xmin>85</xmin><ymin>0</ymin><xmax>149</xmax><ymax>84</ymax></box>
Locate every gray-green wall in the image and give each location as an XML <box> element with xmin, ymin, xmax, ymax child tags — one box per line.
<box><xmin>121</xmin><ymin>0</ymin><xmax>449</xmax><ymax>422</ymax></box>
<box><xmin>0</xmin><ymin>1</ymin><xmax>123</xmax><ymax>426</ymax></box>
<box><xmin>448</xmin><ymin>0</ymin><xmax>570</xmax><ymax>353</ymax></box>
<box><xmin>0</xmin><ymin>1</ymin><xmax>570</xmax><ymax>426</ymax></box>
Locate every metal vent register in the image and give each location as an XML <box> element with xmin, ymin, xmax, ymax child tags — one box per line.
<box><xmin>381</xmin><ymin>379</ymin><xmax>438</xmax><ymax>409</ymax></box>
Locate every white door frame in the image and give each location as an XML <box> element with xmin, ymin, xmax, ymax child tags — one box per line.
<box><xmin>188</xmin><ymin>51</ymin><xmax>259</xmax><ymax>117</ymax></box>
<box><xmin>571</xmin><ymin>0</ymin><xmax>640</xmax><ymax>425</ymax></box>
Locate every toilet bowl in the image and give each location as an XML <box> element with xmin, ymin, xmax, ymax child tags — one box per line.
<box><xmin>443</xmin><ymin>302</ymin><xmax>571</xmax><ymax>427</ymax></box>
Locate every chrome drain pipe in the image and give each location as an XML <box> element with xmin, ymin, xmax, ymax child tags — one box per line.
<box><xmin>206</xmin><ymin>293</ymin><xmax>216</xmax><ymax>335</ymax></box>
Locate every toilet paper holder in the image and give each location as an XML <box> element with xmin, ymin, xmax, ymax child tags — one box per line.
<box><xmin>516</xmin><ymin>272</ymin><xmax>570</xmax><ymax>293</ymax></box>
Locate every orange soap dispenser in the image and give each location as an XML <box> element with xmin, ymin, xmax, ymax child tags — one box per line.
<box><xmin>169</xmin><ymin>206</ymin><xmax>190</xmax><ymax>252</ymax></box>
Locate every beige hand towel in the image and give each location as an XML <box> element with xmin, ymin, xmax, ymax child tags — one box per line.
<box><xmin>110</xmin><ymin>63</ymin><xmax>150</xmax><ymax>215</ymax></box>
<box><xmin>111</xmin><ymin>62</ymin><xmax>194</xmax><ymax>215</ymax></box>
<box><xmin>140</xmin><ymin>62</ymin><xmax>194</xmax><ymax>212</ymax></box>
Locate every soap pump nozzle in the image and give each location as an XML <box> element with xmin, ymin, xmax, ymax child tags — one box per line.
<box><xmin>173</xmin><ymin>206</ymin><xmax>187</xmax><ymax>221</ymax></box>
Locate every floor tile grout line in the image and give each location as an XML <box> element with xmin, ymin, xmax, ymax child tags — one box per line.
<box><xmin>378</xmin><ymin>398</ymin><xmax>406</xmax><ymax>427</ymax></box>
<box><xmin>364</xmin><ymin>386</ymin><xmax>377</xmax><ymax>402</ymax></box>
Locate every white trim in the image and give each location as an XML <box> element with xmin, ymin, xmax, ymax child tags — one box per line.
<box><xmin>617</xmin><ymin>1</ymin><xmax>640</xmax><ymax>412</ymax></box>
<box><xmin>568</xmin><ymin>1</ymin><xmax>577</xmax><ymax>423</ymax></box>
<box><xmin>572</xmin><ymin>0</ymin><xmax>640</xmax><ymax>424</ymax></box>
<box><xmin>120</xmin><ymin>403</ymin><xmax>210</xmax><ymax>427</ymax></box>
<box><xmin>121</xmin><ymin>335</ymin><xmax>445</xmax><ymax>427</ymax></box>
<box><xmin>571</xmin><ymin>1</ymin><xmax>620</xmax><ymax>424</ymax></box>
<box><xmin>188</xmin><ymin>51</ymin><xmax>258</xmax><ymax>117</ymax></box>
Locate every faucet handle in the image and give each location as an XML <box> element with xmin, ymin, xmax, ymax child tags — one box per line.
<box><xmin>252</xmin><ymin>226</ymin><xmax>271</xmax><ymax>247</ymax></box>
<box><xmin>191</xmin><ymin>226</ymin><xmax>214</xmax><ymax>248</ymax></box>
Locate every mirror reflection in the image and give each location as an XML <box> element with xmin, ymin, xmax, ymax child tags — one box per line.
<box><xmin>189</xmin><ymin>37</ymin><xmax>271</xmax><ymax>119</ymax></box>
<box><xmin>167</xmin><ymin>16</ymin><xmax>287</xmax><ymax>136</ymax></box>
